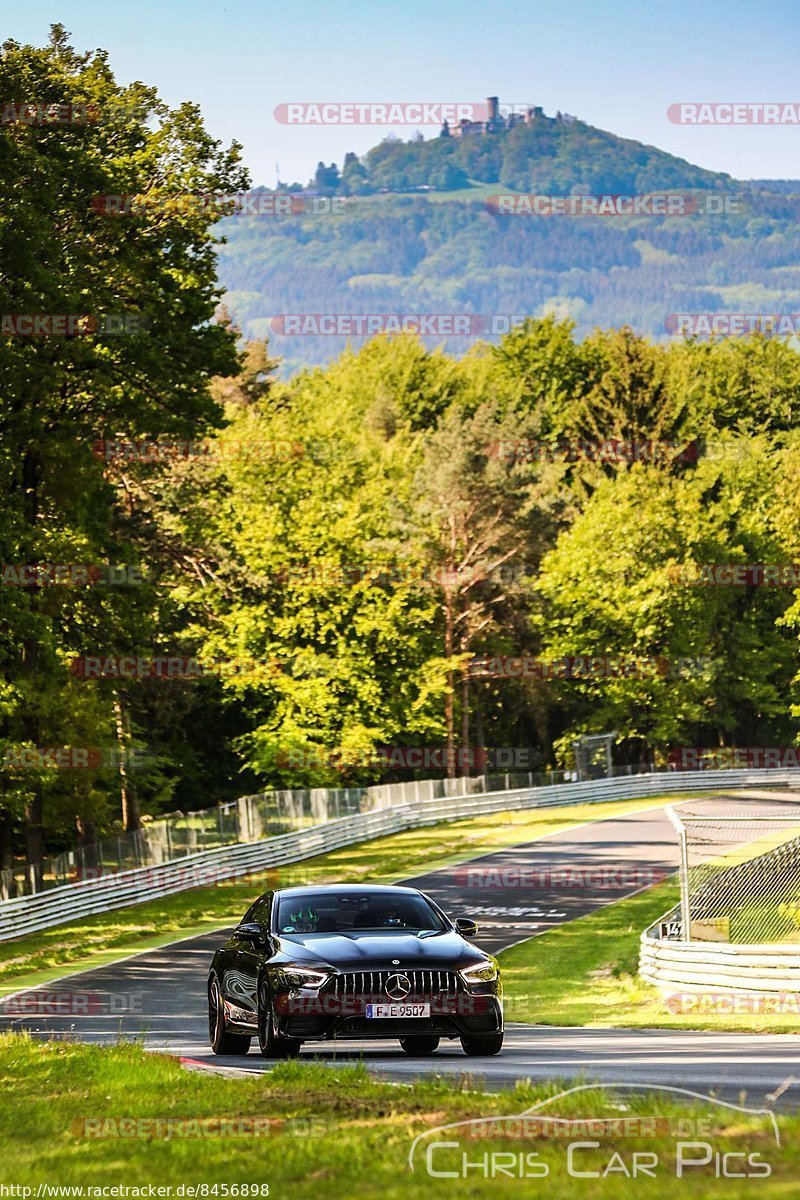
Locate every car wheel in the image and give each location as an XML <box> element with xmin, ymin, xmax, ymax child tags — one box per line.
<box><xmin>460</xmin><ymin>1032</ymin><xmax>504</xmax><ymax>1056</ymax></box>
<box><xmin>208</xmin><ymin>977</ymin><xmax>252</xmax><ymax>1055</ymax></box>
<box><xmin>399</xmin><ymin>1035</ymin><xmax>440</xmax><ymax>1055</ymax></box>
<box><xmin>257</xmin><ymin>980</ymin><xmax>302</xmax><ymax>1059</ymax></box>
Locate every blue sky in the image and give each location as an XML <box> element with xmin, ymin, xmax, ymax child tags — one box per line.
<box><xmin>8</xmin><ymin>0</ymin><xmax>800</xmax><ymax>185</ymax></box>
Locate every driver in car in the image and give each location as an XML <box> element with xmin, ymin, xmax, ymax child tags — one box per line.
<box><xmin>281</xmin><ymin>906</ymin><xmax>319</xmax><ymax>933</ymax></box>
<box><xmin>378</xmin><ymin>907</ymin><xmax>405</xmax><ymax>927</ymax></box>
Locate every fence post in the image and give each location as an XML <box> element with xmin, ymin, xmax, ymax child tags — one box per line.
<box><xmin>679</xmin><ymin>826</ymin><xmax>692</xmax><ymax>943</ymax></box>
<box><xmin>237</xmin><ymin>798</ymin><xmax>250</xmax><ymax>842</ymax></box>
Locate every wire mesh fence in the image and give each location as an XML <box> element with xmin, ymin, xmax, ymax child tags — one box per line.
<box><xmin>668</xmin><ymin>800</ymin><xmax>800</xmax><ymax>943</ymax></box>
<box><xmin>2</xmin><ymin>767</ymin><xmax>589</xmax><ymax>899</ymax></box>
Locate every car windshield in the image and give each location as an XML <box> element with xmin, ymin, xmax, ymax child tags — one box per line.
<box><xmin>275</xmin><ymin>892</ymin><xmax>446</xmax><ymax>935</ymax></box>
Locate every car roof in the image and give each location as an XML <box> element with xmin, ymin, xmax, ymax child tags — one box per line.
<box><xmin>271</xmin><ymin>884</ymin><xmax>423</xmax><ymax>899</ymax></box>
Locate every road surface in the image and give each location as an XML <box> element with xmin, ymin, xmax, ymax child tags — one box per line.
<box><xmin>3</xmin><ymin>798</ymin><xmax>799</xmax><ymax>1106</ymax></box>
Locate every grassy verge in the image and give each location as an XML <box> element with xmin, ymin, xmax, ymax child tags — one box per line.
<box><xmin>0</xmin><ymin>795</ymin><xmax>674</xmax><ymax>994</ymax></box>
<box><xmin>499</xmin><ymin>878</ymin><xmax>800</xmax><ymax>1033</ymax></box>
<box><xmin>0</xmin><ymin>1037</ymin><xmax>790</xmax><ymax>1196</ymax></box>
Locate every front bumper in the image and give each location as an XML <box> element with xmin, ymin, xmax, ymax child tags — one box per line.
<box><xmin>272</xmin><ymin>976</ymin><xmax>503</xmax><ymax>1041</ymax></box>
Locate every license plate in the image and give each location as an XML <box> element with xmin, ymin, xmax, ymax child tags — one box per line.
<box><xmin>365</xmin><ymin>1002</ymin><xmax>430</xmax><ymax>1019</ymax></box>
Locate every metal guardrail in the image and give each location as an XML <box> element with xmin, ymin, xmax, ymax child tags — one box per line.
<box><xmin>2</xmin><ymin>770</ymin><xmax>558</xmax><ymax>899</ymax></box>
<box><xmin>2</xmin><ymin>765</ymin><xmax>799</xmax><ymax>944</ymax></box>
<box><xmin>640</xmin><ymin>903</ymin><xmax>800</xmax><ymax>992</ymax></box>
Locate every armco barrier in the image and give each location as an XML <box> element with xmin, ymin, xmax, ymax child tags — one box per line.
<box><xmin>640</xmin><ymin>904</ymin><xmax>800</xmax><ymax>993</ymax></box>
<box><xmin>6</xmin><ymin>771</ymin><xmax>551</xmax><ymax>897</ymax></box>
<box><xmin>2</xmin><ymin>766</ymin><xmax>799</xmax><ymax>943</ymax></box>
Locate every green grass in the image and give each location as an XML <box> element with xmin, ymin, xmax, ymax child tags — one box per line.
<box><xmin>0</xmin><ymin>795</ymin><xmax>672</xmax><ymax>995</ymax></box>
<box><xmin>0</xmin><ymin>1037</ymin><xmax>790</xmax><ymax>1196</ymax></box>
<box><xmin>730</xmin><ymin>900</ymin><xmax>800</xmax><ymax>944</ymax></box>
<box><xmin>347</xmin><ymin>180</ymin><xmax>501</xmax><ymax>205</ymax></box>
<box><xmin>498</xmin><ymin>879</ymin><xmax>800</xmax><ymax>1033</ymax></box>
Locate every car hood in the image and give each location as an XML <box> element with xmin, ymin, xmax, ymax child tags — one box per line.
<box><xmin>276</xmin><ymin>930</ymin><xmax>486</xmax><ymax>969</ymax></box>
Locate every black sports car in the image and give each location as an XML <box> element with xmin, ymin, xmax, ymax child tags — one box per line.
<box><xmin>208</xmin><ymin>883</ymin><xmax>503</xmax><ymax>1058</ymax></box>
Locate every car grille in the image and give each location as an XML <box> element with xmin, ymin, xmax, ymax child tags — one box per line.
<box><xmin>329</xmin><ymin>969</ymin><xmax>460</xmax><ymax>999</ymax></box>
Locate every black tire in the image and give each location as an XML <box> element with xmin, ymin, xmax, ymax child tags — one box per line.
<box><xmin>399</xmin><ymin>1035</ymin><xmax>440</xmax><ymax>1056</ymax></box>
<box><xmin>257</xmin><ymin>980</ymin><xmax>302</xmax><ymax>1059</ymax></box>
<box><xmin>460</xmin><ymin>1032</ymin><xmax>504</xmax><ymax>1056</ymax></box>
<box><xmin>208</xmin><ymin>977</ymin><xmax>252</xmax><ymax>1056</ymax></box>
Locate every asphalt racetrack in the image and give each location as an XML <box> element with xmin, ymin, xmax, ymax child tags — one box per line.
<box><xmin>3</xmin><ymin>798</ymin><xmax>800</xmax><ymax>1106</ymax></box>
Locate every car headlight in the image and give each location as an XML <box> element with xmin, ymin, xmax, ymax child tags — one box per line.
<box><xmin>459</xmin><ymin>961</ymin><xmax>499</xmax><ymax>984</ymax></box>
<box><xmin>281</xmin><ymin>966</ymin><xmax>331</xmax><ymax>989</ymax></box>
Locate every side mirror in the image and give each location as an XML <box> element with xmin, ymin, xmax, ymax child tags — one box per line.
<box><xmin>455</xmin><ymin>916</ymin><xmax>479</xmax><ymax>937</ymax></box>
<box><xmin>235</xmin><ymin>921</ymin><xmax>265</xmax><ymax>944</ymax></box>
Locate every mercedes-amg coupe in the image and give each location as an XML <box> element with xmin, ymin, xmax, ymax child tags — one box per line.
<box><xmin>208</xmin><ymin>883</ymin><xmax>503</xmax><ymax>1057</ymax></box>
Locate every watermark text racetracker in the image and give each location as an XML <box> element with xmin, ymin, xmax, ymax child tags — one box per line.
<box><xmin>267</xmin><ymin>746</ymin><xmax>534</xmax><ymax>772</ymax></box>
<box><xmin>0</xmin><ymin>990</ymin><xmax>144</xmax><ymax>1016</ymax></box>
<box><xmin>668</xmin><ymin>102</ymin><xmax>800</xmax><ymax>124</ymax></box>
<box><xmin>665</xmin><ymin>991</ymin><xmax>800</xmax><ymax>1015</ymax></box>
<box><xmin>1</xmin><ymin>746</ymin><xmax>153</xmax><ymax>772</ymax></box>
<box><xmin>271</xmin><ymin>560</ymin><xmax>531</xmax><ymax>588</ymax></box>
<box><xmin>0</xmin><ymin>314</ymin><xmax>149</xmax><ymax>337</ymax></box>
<box><xmin>486</xmin><ymin>192</ymin><xmax>742</xmax><ymax>217</ymax></box>
<box><xmin>488</xmin><ymin>437</ymin><xmax>701</xmax><ymax>464</ymax></box>
<box><xmin>94</xmin><ymin>438</ymin><xmax>305</xmax><ymax>464</ymax></box>
<box><xmin>274</xmin><ymin>101</ymin><xmax>486</xmax><ymax>125</ymax></box>
<box><xmin>1</xmin><ymin>563</ymin><xmax>142</xmax><ymax>587</ymax></box>
<box><xmin>0</xmin><ymin>101</ymin><xmax>107</xmax><ymax>125</ymax></box>
<box><xmin>489</xmin><ymin>436</ymin><xmax>768</xmax><ymax>465</ymax></box>
<box><xmin>666</xmin><ymin>313</ymin><xmax>800</xmax><ymax>337</ymax></box>
<box><xmin>68</xmin><ymin>655</ymin><xmax>282</xmax><ymax>681</ymax></box>
<box><xmin>668</xmin><ymin>563</ymin><xmax>800</xmax><ymax>587</ymax></box>
<box><xmin>91</xmin><ymin>192</ymin><xmax>352</xmax><ymax>218</ymax></box>
<box><xmin>669</xmin><ymin>746</ymin><xmax>800</xmax><ymax>769</ymax></box>
<box><xmin>453</xmin><ymin>865</ymin><xmax>665</xmax><ymax>890</ymax></box>
<box><xmin>0</xmin><ymin>97</ymin><xmax>157</xmax><ymax>127</ymax></box>
<box><xmin>270</xmin><ymin>314</ymin><xmax>525</xmax><ymax>337</ymax></box>
<box><xmin>468</xmin><ymin>654</ymin><xmax>711</xmax><ymax>680</ymax></box>
<box><xmin>71</xmin><ymin>1116</ymin><xmax>325</xmax><ymax>1139</ymax></box>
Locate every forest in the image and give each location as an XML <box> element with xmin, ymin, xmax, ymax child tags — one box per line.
<box><xmin>3</xmin><ymin>31</ymin><xmax>800</xmax><ymax>879</ymax></box>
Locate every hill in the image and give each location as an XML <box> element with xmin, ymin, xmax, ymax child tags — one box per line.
<box><xmin>216</xmin><ymin>107</ymin><xmax>800</xmax><ymax>374</ymax></box>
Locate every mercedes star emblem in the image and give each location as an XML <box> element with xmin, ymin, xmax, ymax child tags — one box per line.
<box><xmin>385</xmin><ymin>973</ymin><xmax>411</xmax><ymax>1000</ymax></box>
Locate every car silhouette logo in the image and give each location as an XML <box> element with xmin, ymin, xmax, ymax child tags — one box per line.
<box><xmin>385</xmin><ymin>973</ymin><xmax>411</xmax><ymax>1000</ymax></box>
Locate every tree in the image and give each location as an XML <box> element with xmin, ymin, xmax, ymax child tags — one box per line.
<box><xmin>313</xmin><ymin>161</ymin><xmax>340</xmax><ymax>194</ymax></box>
<box><xmin>533</xmin><ymin>452</ymin><xmax>797</xmax><ymax>764</ymax></box>
<box><xmin>148</xmin><ymin>339</ymin><xmax>445</xmax><ymax>787</ymax></box>
<box><xmin>341</xmin><ymin>157</ymin><xmax>370</xmax><ymax>195</ymax></box>
<box><xmin>411</xmin><ymin>403</ymin><xmax>552</xmax><ymax>774</ymax></box>
<box><xmin>0</xmin><ymin>27</ymin><xmax>248</xmax><ymax>876</ymax></box>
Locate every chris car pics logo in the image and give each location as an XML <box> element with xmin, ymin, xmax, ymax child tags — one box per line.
<box><xmin>408</xmin><ymin>1084</ymin><xmax>778</xmax><ymax>1180</ymax></box>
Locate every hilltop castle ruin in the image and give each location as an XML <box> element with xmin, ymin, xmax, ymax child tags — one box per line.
<box><xmin>440</xmin><ymin>97</ymin><xmax>576</xmax><ymax>138</ymax></box>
